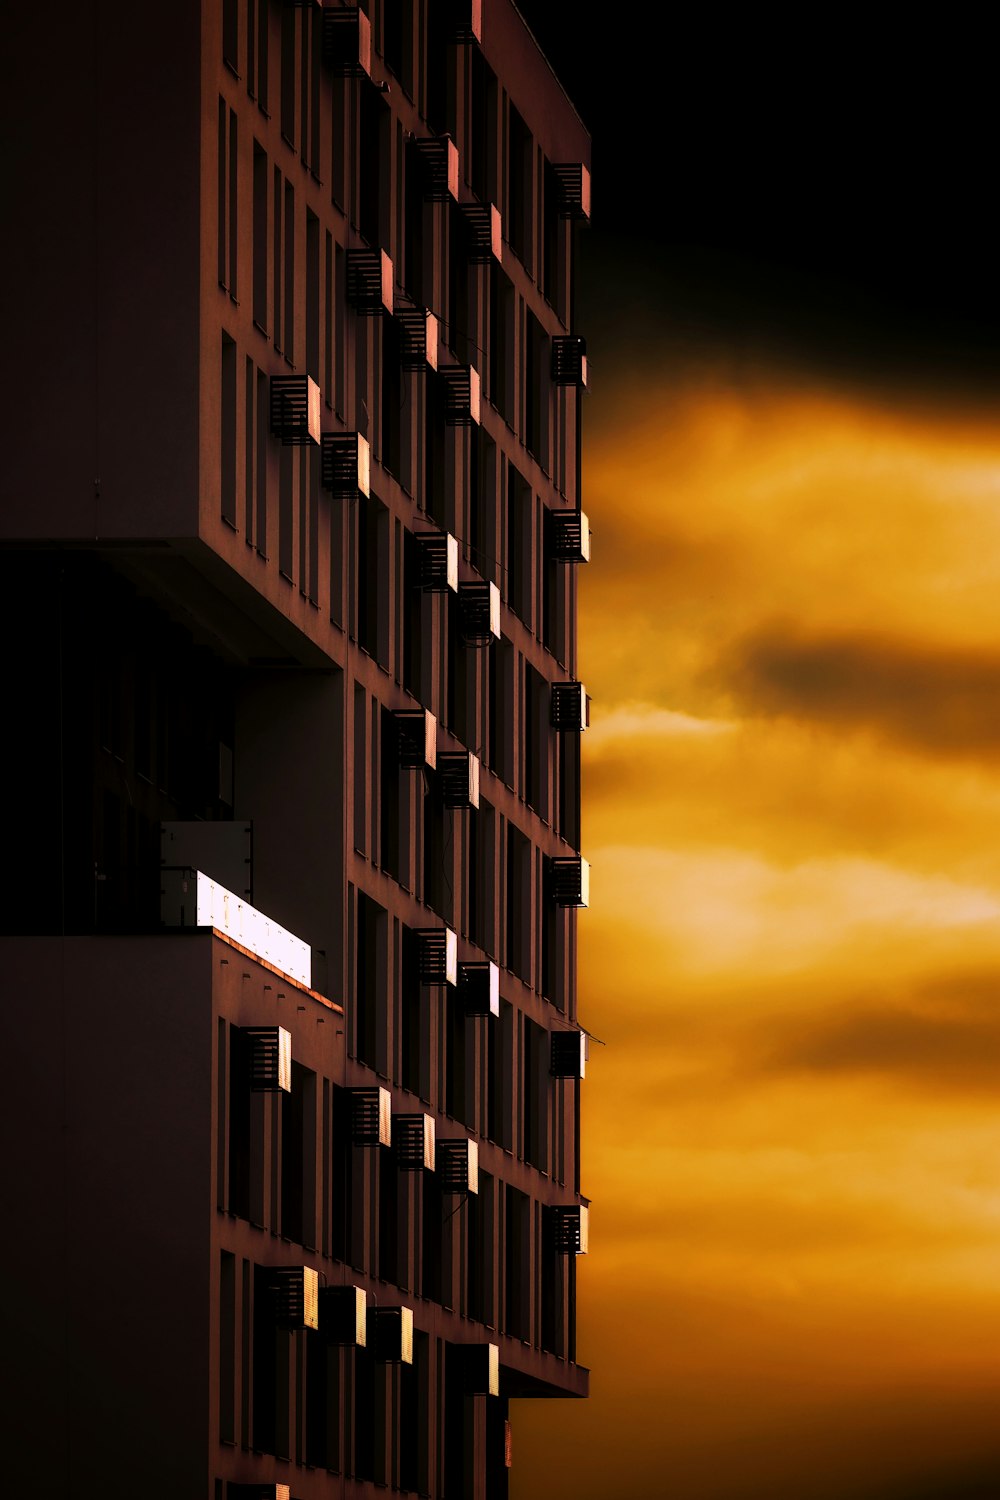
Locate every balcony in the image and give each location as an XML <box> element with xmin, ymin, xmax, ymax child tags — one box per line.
<box><xmin>391</xmin><ymin>707</ymin><xmax>438</xmax><ymax>770</ymax></box>
<box><xmin>411</xmin><ymin>135</ymin><xmax>460</xmax><ymax>201</ymax></box>
<box><xmin>439</xmin><ymin>364</ymin><xmax>481</xmax><ymax>426</ymax></box>
<box><xmin>347</xmin><ymin>1086</ymin><xmax>392</xmax><ymax>1147</ymax></box>
<box><xmin>457</xmin><ymin>580</ymin><xmax>500</xmax><ymax>645</ymax></box>
<box><xmin>548</xmin><ymin>856</ymin><xmax>590</xmax><ymax>909</ymax></box>
<box><xmin>410</xmin><ymin>926</ymin><xmax>458</xmax><ymax>986</ymax></box>
<box><xmin>549</xmin><ymin>1204</ymin><xmax>589</xmax><ymax>1255</ymax></box>
<box><xmin>551</xmin><ymin>336</ymin><xmax>588</xmax><ymax>388</ymax></box>
<box><xmin>552</xmin><ymin>162</ymin><xmax>591</xmax><ymax>222</ymax></box>
<box><xmin>412</xmin><ymin>531</ymin><xmax>459</xmax><ymax>591</ymax></box>
<box><xmin>393</xmin><ymin>1112</ymin><xmax>436</xmax><ymax>1170</ymax></box>
<box><xmin>395</xmin><ymin>305</ymin><xmax>439</xmax><ymax>371</ymax></box>
<box><xmin>550</xmin><ymin>1029</ymin><xmax>586</xmax><ymax>1079</ymax></box>
<box><xmin>550</xmin><ymin>681</ymin><xmax>588</xmax><ymax>731</ymax></box>
<box><xmin>437</xmin><ymin>1137</ymin><xmax>478</xmax><ymax>1193</ymax></box>
<box><xmin>457</xmin><ymin>959</ymin><xmax>499</xmax><ymax>1017</ymax></box>
<box><xmin>241</xmin><ymin>1026</ymin><xmax>293</xmax><ymax>1091</ymax></box>
<box><xmin>161</xmin><ymin>868</ymin><xmax>312</xmax><ymax>986</ymax></box>
<box><xmin>437</xmin><ymin>750</ymin><xmax>480</xmax><ymax>810</ymax></box>
<box><xmin>269</xmin><ymin>375</ymin><xmax>322</xmax><ymax>447</ymax></box>
<box><xmin>321</xmin><ymin>431</ymin><xmax>370</xmax><ymax>497</ymax></box>
<box><xmin>368</xmin><ymin>1306</ymin><xmax>414</xmax><ymax>1363</ymax></box>
<box><xmin>318</xmin><ymin>1285</ymin><xmax>367</xmax><ymax>1346</ymax></box>
<box><xmin>346</xmin><ymin>248</ymin><xmax>393</xmax><ymax>315</ymax></box>
<box><xmin>265</xmin><ymin>1266</ymin><xmax>320</xmax><ymax>1330</ymax></box>
<box><xmin>459</xmin><ymin>202</ymin><xmax>502</xmax><ymax>264</ymax></box>
<box><xmin>321</xmin><ymin>6</ymin><xmax>371</xmax><ymax>76</ymax></box>
<box><xmin>548</xmin><ymin>509</ymin><xmax>591</xmax><ymax>564</ymax></box>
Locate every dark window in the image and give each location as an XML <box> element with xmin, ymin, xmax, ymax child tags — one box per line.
<box><xmin>221</xmin><ymin>332</ymin><xmax>238</xmax><ymax>529</ymax></box>
<box><xmin>220</xmin><ymin>1251</ymin><xmax>236</xmax><ymax>1442</ymax></box>
<box><xmin>507</xmin><ymin>106</ymin><xmax>532</xmax><ymax>269</ymax></box>
<box><xmin>223</xmin><ymin>0</ymin><xmax>239</xmax><ymax>73</ymax></box>
<box><xmin>252</xmin><ymin>142</ymin><xmax>268</xmax><ymax>329</ymax></box>
<box><xmin>280</xmin><ymin>3</ymin><xmax>296</xmax><ymax>145</ymax></box>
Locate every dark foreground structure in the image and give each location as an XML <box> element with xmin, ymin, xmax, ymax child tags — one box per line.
<box><xmin>1</xmin><ymin>2</ymin><xmax>591</xmax><ymax>1495</ymax></box>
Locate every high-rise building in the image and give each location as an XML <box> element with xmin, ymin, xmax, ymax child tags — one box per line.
<box><xmin>1</xmin><ymin>3</ymin><xmax>591</xmax><ymax>1496</ymax></box>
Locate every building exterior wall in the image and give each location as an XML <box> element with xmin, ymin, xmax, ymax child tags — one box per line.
<box><xmin>1</xmin><ymin>3</ymin><xmax>591</xmax><ymax>1495</ymax></box>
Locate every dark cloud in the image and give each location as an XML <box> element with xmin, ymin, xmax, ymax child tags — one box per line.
<box><xmin>881</xmin><ymin>1464</ymin><xmax>1000</xmax><ymax>1500</ymax></box>
<box><xmin>756</xmin><ymin>993</ymin><xmax>1000</xmax><ymax>1093</ymax></box>
<box><xmin>718</xmin><ymin>627</ymin><xmax>1000</xmax><ymax>759</ymax></box>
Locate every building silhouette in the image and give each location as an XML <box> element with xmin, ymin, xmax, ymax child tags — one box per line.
<box><xmin>1</xmin><ymin>2</ymin><xmax>591</xmax><ymax>1496</ymax></box>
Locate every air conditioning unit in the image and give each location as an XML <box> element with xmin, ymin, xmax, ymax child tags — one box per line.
<box><xmin>396</xmin><ymin>305</ymin><xmax>439</xmax><ymax>371</ymax></box>
<box><xmin>393</xmin><ymin>1112</ymin><xmax>436</xmax><ymax>1171</ymax></box>
<box><xmin>550</xmin><ymin>681</ymin><xmax>588</xmax><ymax>732</ymax></box>
<box><xmin>458</xmin><ymin>960</ymin><xmax>499</xmax><ymax>1017</ymax></box>
<box><xmin>548</xmin><ymin>855</ymin><xmax>590</xmax><ymax>908</ymax></box>
<box><xmin>392</xmin><ymin>707</ymin><xmax>438</xmax><ymax>769</ymax></box>
<box><xmin>321</xmin><ymin>431</ymin><xmax>370</xmax><ymax>497</ymax></box>
<box><xmin>241</xmin><ymin>1026</ymin><xmax>292</xmax><ymax>1093</ymax></box>
<box><xmin>321</xmin><ymin>6</ymin><xmax>371</xmax><ymax>76</ymax></box>
<box><xmin>411</xmin><ymin>134</ymin><xmax>460</xmax><ymax>201</ymax></box>
<box><xmin>457</xmin><ymin>580</ymin><xmax>500</xmax><ymax>645</ymax></box>
<box><xmin>548</xmin><ymin>508</ymin><xmax>591</xmax><ymax>563</ymax></box>
<box><xmin>368</xmin><ymin>1305</ymin><xmax>414</xmax><ymax>1364</ymax></box>
<box><xmin>267</xmin><ymin>1265</ymin><xmax>320</xmax><ymax>1330</ymax></box>
<box><xmin>438</xmin><ymin>750</ymin><xmax>480</xmax><ymax>810</ymax></box>
<box><xmin>348</xmin><ymin>1086</ymin><xmax>392</xmax><ymax>1147</ymax></box>
<box><xmin>410</xmin><ymin>926</ymin><xmax>458</xmax><ymax>986</ymax></box>
<box><xmin>437</xmin><ymin>1137</ymin><xmax>479</xmax><ymax>1194</ymax></box>
<box><xmin>551</xmin><ymin>336</ymin><xmax>588</xmax><ymax>388</ymax></box>
<box><xmin>450</xmin><ymin>1340</ymin><xmax>500</xmax><ymax>1396</ymax></box>
<box><xmin>460</xmin><ymin>201</ymin><xmax>502</xmax><ymax>264</ymax></box>
<box><xmin>550</xmin><ymin>1029</ymin><xmax>586</xmax><ymax>1080</ymax></box>
<box><xmin>550</xmin><ymin>1203</ymin><xmax>589</xmax><ymax>1255</ymax></box>
<box><xmin>319</xmin><ymin>1284</ymin><xmax>367</xmax><ymax>1346</ymax></box>
<box><xmin>552</xmin><ymin>162</ymin><xmax>591</xmax><ymax>222</ymax></box>
<box><xmin>346</xmin><ymin>248</ymin><xmax>393</xmax><ymax>314</ymax></box>
<box><xmin>439</xmin><ymin>363</ymin><xmax>481</xmax><ymax>425</ymax></box>
<box><xmin>413</xmin><ymin>530</ymin><xmax>459</xmax><ymax>591</ymax></box>
<box><xmin>269</xmin><ymin>375</ymin><xmax>322</xmax><ymax>446</ymax></box>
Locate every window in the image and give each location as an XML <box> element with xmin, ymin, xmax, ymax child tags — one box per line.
<box><xmin>221</xmin><ymin>333</ymin><xmax>237</xmax><ymax>529</ymax></box>
<box><xmin>506</xmin><ymin>105</ymin><xmax>532</xmax><ymax>270</ymax></box>
<box><xmin>503</xmin><ymin>1185</ymin><xmax>531</xmax><ymax>1340</ymax></box>
<box><xmin>247</xmin><ymin>0</ymin><xmax>269</xmax><ymax>109</ymax></box>
<box><xmin>354</xmin><ymin>890</ymin><xmax>387</xmax><ymax>1070</ymax></box>
<box><xmin>488</xmin><ymin>270</ymin><xmax>514</xmax><ymax>423</ymax></box>
<box><xmin>272</xmin><ymin>165</ymin><xmax>283</xmax><ymax>350</ymax></box>
<box><xmin>383</xmin><ymin>0</ymin><xmax>413</xmax><ymax>96</ymax></box>
<box><xmin>217</xmin><ymin>99</ymin><xmax>238</xmax><ymax>297</ymax></box>
<box><xmin>505</xmin><ymin>821</ymin><xmax>530</xmax><ymax>981</ymax></box>
<box><xmin>280</xmin><ymin>2</ymin><xmax>296</xmax><ymax>145</ymax></box>
<box><xmin>219</xmin><ymin>1251</ymin><xmax>237</xmax><ymax>1442</ymax></box>
<box><xmin>281</xmin><ymin>1062</ymin><xmax>317</xmax><ymax>1245</ymax></box>
<box><xmin>470</xmin><ymin>52</ymin><xmax>498</xmax><ymax>204</ymax></box>
<box><xmin>525</xmin><ymin>308</ymin><xmax>548</xmax><ymax>466</ymax></box>
<box><xmin>506</xmin><ymin>462</ymin><xmax>531</xmax><ymax>623</ymax></box>
<box><xmin>223</xmin><ymin>0</ymin><xmax>239</xmax><ymax>74</ymax></box>
<box><xmin>487</xmin><ymin>1000</ymin><xmax>514</xmax><ymax>1149</ymax></box>
<box><xmin>252</xmin><ymin>142</ymin><xmax>268</xmax><ymax>330</ymax></box>
<box><xmin>522</xmin><ymin>1016</ymin><xmax>548</xmax><ymax>1171</ymax></box>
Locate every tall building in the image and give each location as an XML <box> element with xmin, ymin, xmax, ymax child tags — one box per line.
<box><xmin>1</xmin><ymin>2</ymin><xmax>591</xmax><ymax>1496</ymax></box>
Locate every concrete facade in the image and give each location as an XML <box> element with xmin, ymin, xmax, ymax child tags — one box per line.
<box><xmin>1</xmin><ymin>3</ymin><xmax>591</xmax><ymax>1495</ymax></box>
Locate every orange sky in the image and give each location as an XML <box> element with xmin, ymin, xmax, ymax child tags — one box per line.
<box><xmin>513</xmin><ymin>354</ymin><xmax>1000</xmax><ymax>1498</ymax></box>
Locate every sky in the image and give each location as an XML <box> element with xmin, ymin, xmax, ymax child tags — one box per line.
<box><xmin>511</xmin><ymin>10</ymin><xmax>1000</xmax><ymax>1499</ymax></box>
